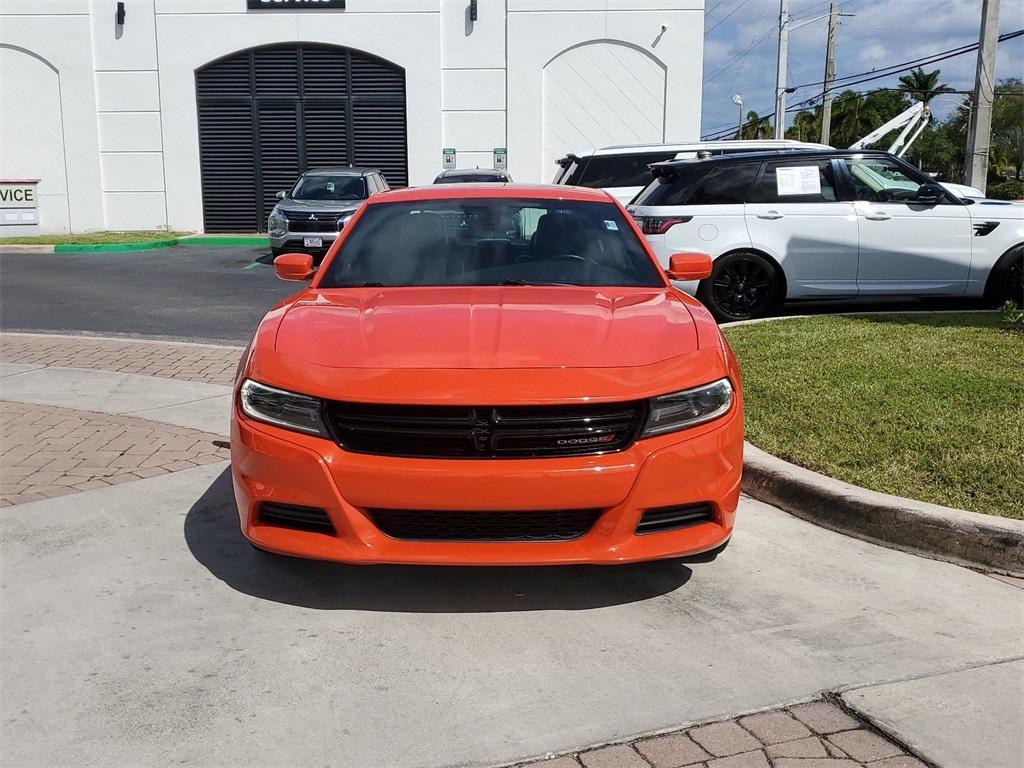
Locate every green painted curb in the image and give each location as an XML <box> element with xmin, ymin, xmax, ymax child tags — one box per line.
<box><xmin>180</xmin><ymin>236</ymin><xmax>269</xmax><ymax>246</ymax></box>
<box><xmin>54</xmin><ymin>238</ymin><xmax>182</xmax><ymax>253</ymax></box>
<box><xmin>41</xmin><ymin>235</ymin><xmax>268</xmax><ymax>252</ymax></box>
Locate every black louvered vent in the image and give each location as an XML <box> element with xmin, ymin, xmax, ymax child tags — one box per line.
<box><xmin>196</xmin><ymin>44</ymin><xmax>407</xmax><ymax>233</ymax></box>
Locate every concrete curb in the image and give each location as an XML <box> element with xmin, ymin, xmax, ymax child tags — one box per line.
<box><xmin>742</xmin><ymin>442</ymin><xmax>1024</xmax><ymax>576</ymax></box>
<box><xmin>723</xmin><ymin>311</ymin><xmax>1023</xmax><ymax>576</ymax></box>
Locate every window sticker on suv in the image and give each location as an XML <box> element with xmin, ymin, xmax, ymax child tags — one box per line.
<box><xmin>776</xmin><ymin>167</ymin><xmax>821</xmax><ymax>196</ymax></box>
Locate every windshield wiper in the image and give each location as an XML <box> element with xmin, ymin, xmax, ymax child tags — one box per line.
<box><xmin>501</xmin><ymin>279</ymin><xmax>576</xmax><ymax>287</ymax></box>
<box><xmin>360</xmin><ymin>282</ymin><xmax>384</xmax><ymax>287</ymax></box>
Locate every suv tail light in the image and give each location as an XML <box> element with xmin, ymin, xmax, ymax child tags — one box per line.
<box><xmin>638</xmin><ymin>216</ymin><xmax>693</xmax><ymax>235</ymax></box>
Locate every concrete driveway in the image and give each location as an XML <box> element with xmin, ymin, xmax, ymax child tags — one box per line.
<box><xmin>2</xmin><ymin>329</ymin><xmax>1021</xmax><ymax>768</ymax></box>
<box><xmin>4</xmin><ymin>422</ymin><xmax>1022</xmax><ymax>766</ymax></box>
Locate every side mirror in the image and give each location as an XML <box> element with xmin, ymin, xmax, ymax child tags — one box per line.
<box><xmin>273</xmin><ymin>252</ymin><xmax>315</xmax><ymax>281</ymax></box>
<box><xmin>276</xmin><ymin>190</ymin><xmax>288</xmax><ymax>200</ymax></box>
<box><xmin>914</xmin><ymin>184</ymin><xmax>944</xmax><ymax>206</ymax></box>
<box><xmin>666</xmin><ymin>252</ymin><xmax>713</xmax><ymax>281</ymax></box>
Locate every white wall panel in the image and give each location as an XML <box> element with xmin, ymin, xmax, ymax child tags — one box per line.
<box><xmin>442</xmin><ymin>111</ymin><xmax>505</xmax><ymax>153</ymax></box>
<box><xmin>95</xmin><ymin>71</ymin><xmax>161</xmax><ymax>112</ymax></box>
<box><xmin>0</xmin><ymin>46</ymin><xmax>71</xmax><ymax>234</ymax></box>
<box><xmin>101</xmin><ymin>152</ymin><xmax>164</xmax><ymax>192</ymax></box>
<box><xmin>442</xmin><ymin>69</ymin><xmax>504</xmax><ymax>111</ymax></box>
<box><xmin>89</xmin><ymin>0</ymin><xmax>158</xmax><ymax>71</ymax></box>
<box><xmin>102</xmin><ymin>191</ymin><xmax>167</xmax><ymax>229</ymax></box>
<box><xmin>441</xmin><ymin>0</ymin><xmax>504</xmax><ymax>69</ymax></box>
<box><xmin>0</xmin><ymin>15</ymin><xmax>103</xmax><ymax>232</ymax></box>
<box><xmin>98</xmin><ymin>112</ymin><xmax>163</xmax><ymax>152</ymax></box>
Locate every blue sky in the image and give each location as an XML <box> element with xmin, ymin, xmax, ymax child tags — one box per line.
<box><xmin>700</xmin><ymin>0</ymin><xmax>1024</xmax><ymax>138</ymax></box>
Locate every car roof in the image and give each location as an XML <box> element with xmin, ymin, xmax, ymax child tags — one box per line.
<box><xmin>564</xmin><ymin>140</ymin><xmax>831</xmax><ymax>158</ymax></box>
<box><xmin>651</xmin><ymin>148</ymin><xmax>894</xmax><ymax>171</ymax></box>
<box><xmin>369</xmin><ymin>184</ymin><xmax>615</xmax><ymax>204</ymax></box>
<box><xmin>302</xmin><ymin>166</ymin><xmax>380</xmax><ymax>177</ymax></box>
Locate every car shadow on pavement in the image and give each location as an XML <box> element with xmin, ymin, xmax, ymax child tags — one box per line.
<box><xmin>184</xmin><ymin>468</ymin><xmax>697</xmax><ymax>612</ymax></box>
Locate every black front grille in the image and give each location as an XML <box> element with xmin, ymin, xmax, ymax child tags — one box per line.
<box><xmin>258</xmin><ymin>502</ymin><xmax>335</xmax><ymax>533</ymax></box>
<box><xmin>284</xmin><ymin>212</ymin><xmax>339</xmax><ymax>233</ymax></box>
<box><xmin>369</xmin><ymin>508</ymin><xmax>601</xmax><ymax>542</ymax></box>
<box><xmin>636</xmin><ymin>503</ymin><xmax>715</xmax><ymax>535</ymax></box>
<box><xmin>324</xmin><ymin>400</ymin><xmax>646</xmax><ymax>459</ymax></box>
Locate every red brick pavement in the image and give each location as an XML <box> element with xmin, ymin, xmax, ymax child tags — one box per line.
<box><xmin>0</xmin><ymin>401</ymin><xmax>229</xmax><ymax>507</ymax></box>
<box><xmin>518</xmin><ymin>701</ymin><xmax>924</xmax><ymax>768</ymax></box>
<box><xmin>0</xmin><ymin>332</ymin><xmax>242</xmax><ymax>386</ymax></box>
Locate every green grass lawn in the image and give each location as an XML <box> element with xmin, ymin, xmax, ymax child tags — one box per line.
<box><xmin>725</xmin><ymin>313</ymin><xmax>1023</xmax><ymax>518</ymax></box>
<box><xmin>0</xmin><ymin>231</ymin><xmax>189</xmax><ymax>245</ymax></box>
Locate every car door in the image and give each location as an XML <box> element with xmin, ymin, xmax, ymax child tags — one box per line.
<box><xmin>744</xmin><ymin>158</ymin><xmax>859</xmax><ymax>297</ymax></box>
<box><xmin>840</xmin><ymin>156</ymin><xmax>973</xmax><ymax>296</ymax></box>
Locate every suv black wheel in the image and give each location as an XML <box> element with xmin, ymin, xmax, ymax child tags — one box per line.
<box><xmin>985</xmin><ymin>245</ymin><xmax>1023</xmax><ymax>305</ymax></box>
<box><xmin>697</xmin><ymin>252</ymin><xmax>782</xmax><ymax>323</ymax></box>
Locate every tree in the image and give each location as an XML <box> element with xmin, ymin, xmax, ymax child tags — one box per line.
<box><xmin>898</xmin><ymin>67</ymin><xmax>953</xmax><ymax>106</ymax></box>
<box><xmin>990</xmin><ymin>78</ymin><xmax>1024</xmax><ymax>178</ymax></box>
<box><xmin>741</xmin><ymin>110</ymin><xmax>771</xmax><ymax>139</ymax></box>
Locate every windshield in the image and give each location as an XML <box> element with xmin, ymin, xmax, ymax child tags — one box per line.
<box><xmin>318</xmin><ymin>199</ymin><xmax>663</xmax><ymax>288</ymax></box>
<box><xmin>291</xmin><ymin>175</ymin><xmax>367</xmax><ymax>201</ymax></box>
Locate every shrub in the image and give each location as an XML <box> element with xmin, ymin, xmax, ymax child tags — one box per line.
<box><xmin>1002</xmin><ymin>300</ymin><xmax>1024</xmax><ymax>332</ymax></box>
<box><xmin>986</xmin><ymin>179</ymin><xmax>1024</xmax><ymax>200</ymax></box>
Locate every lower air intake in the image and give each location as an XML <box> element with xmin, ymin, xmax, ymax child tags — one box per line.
<box><xmin>258</xmin><ymin>502</ymin><xmax>336</xmax><ymax>534</ymax></box>
<box><xmin>635</xmin><ymin>503</ymin><xmax>715</xmax><ymax>535</ymax></box>
<box><xmin>369</xmin><ymin>508</ymin><xmax>601</xmax><ymax>542</ymax></box>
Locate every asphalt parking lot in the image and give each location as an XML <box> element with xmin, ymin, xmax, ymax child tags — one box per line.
<box><xmin>0</xmin><ymin>246</ymin><xmax>990</xmax><ymax>345</ymax></box>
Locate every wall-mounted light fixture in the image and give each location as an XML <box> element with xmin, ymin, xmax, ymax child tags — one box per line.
<box><xmin>469</xmin><ymin>0</ymin><xmax>477</xmax><ymax>22</ymax></box>
<box><xmin>116</xmin><ymin>1</ymin><xmax>126</xmax><ymax>26</ymax></box>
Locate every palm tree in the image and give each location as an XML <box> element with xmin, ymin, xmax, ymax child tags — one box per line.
<box><xmin>898</xmin><ymin>67</ymin><xmax>953</xmax><ymax>106</ymax></box>
<box><xmin>741</xmin><ymin>110</ymin><xmax>771</xmax><ymax>139</ymax></box>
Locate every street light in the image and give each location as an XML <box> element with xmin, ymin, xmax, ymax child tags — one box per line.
<box><xmin>731</xmin><ymin>94</ymin><xmax>744</xmax><ymax>140</ymax></box>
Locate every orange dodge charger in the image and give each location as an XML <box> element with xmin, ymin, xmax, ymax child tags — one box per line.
<box><xmin>231</xmin><ymin>184</ymin><xmax>743</xmax><ymax>565</ymax></box>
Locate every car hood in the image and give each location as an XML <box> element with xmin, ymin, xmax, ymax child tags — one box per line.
<box><xmin>273</xmin><ymin>286</ymin><xmax>699</xmax><ymax>369</ymax></box>
<box><xmin>276</xmin><ymin>199</ymin><xmax>364</xmax><ymax>215</ymax></box>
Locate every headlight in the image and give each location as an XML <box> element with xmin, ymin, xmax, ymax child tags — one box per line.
<box><xmin>268</xmin><ymin>209</ymin><xmax>288</xmax><ymax>237</ymax></box>
<box><xmin>337</xmin><ymin>212</ymin><xmax>354</xmax><ymax>230</ymax></box>
<box><xmin>641</xmin><ymin>378</ymin><xmax>733</xmax><ymax>438</ymax></box>
<box><xmin>239</xmin><ymin>379</ymin><xmax>328</xmax><ymax>437</ymax></box>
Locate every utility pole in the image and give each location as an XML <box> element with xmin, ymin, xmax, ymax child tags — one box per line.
<box><xmin>965</xmin><ymin>0</ymin><xmax>1001</xmax><ymax>193</ymax></box>
<box><xmin>819</xmin><ymin>2</ymin><xmax>839</xmax><ymax>145</ymax></box>
<box><xmin>774</xmin><ymin>0</ymin><xmax>790</xmax><ymax>139</ymax></box>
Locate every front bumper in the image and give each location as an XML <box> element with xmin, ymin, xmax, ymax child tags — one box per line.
<box><xmin>269</xmin><ymin>231</ymin><xmax>338</xmax><ymax>255</ymax></box>
<box><xmin>230</xmin><ymin>402</ymin><xmax>743</xmax><ymax>565</ymax></box>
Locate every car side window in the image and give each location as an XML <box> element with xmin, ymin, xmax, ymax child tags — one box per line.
<box><xmin>842</xmin><ymin>158</ymin><xmax>938</xmax><ymax>203</ymax></box>
<box><xmin>747</xmin><ymin>160</ymin><xmax>838</xmax><ymax>204</ymax></box>
<box><xmin>569</xmin><ymin>153</ymin><xmax>677</xmax><ymax>188</ymax></box>
<box><xmin>632</xmin><ymin>163</ymin><xmax>759</xmax><ymax>207</ymax></box>
<box><xmin>377</xmin><ymin>174</ymin><xmax>390</xmax><ymax>191</ymax></box>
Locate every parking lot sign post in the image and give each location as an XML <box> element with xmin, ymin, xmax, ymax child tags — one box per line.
<box><xmin>442</xmin><ymin>147</ymin><xmax>456</xmax><ymax>170</ymax></box>
<box><xmin>493</xmin><ymin>147</ymin><xmax>507</xmax><ymax>171</ymax></box>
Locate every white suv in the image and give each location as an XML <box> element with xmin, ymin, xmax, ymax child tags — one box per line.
<box><xmin>552</xmin><ymin>140</ymin><xmax>830</xmax><ymax>204</ymax></box>
<box><xmin>627</xmin><ymin>149</ymin><xmax>1023</xmax><ymax>322</ymax></box>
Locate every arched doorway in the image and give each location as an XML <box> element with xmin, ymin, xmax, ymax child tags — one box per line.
<box><xmin>195</xmin><ymin>43</ymin><xmax>407</xmax><ymax>233</ymax></box>
<box><xmin>542</xmin><ymin>42</ymin><xmax>666</xmax><ymax>173</ymax></box>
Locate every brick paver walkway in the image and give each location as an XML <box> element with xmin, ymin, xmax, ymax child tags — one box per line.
<box><xmin>0</xmin><ymin>332</ymin><xmax>242</xmax><ymax>386</ymax></box>
<box><xmin>0</xmin><ymin>401</ymin><xmax>228</xmax><ymax>506</ymax></box>
<box><xmin>518</xmin><ymin>701</ymin><xmax>924</xmax><ymax>768</ymax></box>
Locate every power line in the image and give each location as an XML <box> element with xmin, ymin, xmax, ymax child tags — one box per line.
<box><xmin>792</xmin><ymin>29</ymin><xmax>1023</xmax><ymax>91</ymax></box>
<box><xmin>705</xmin><ymin>0</ymin><xmax>752</xmax><ymax>36</ymax></box>
<box><xmin>705</xmin><ymin>27</ymin><xmax>777</xmax><ymax>83</ymax></box>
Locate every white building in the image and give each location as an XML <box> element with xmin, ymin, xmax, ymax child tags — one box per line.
<box><xmin>0</xmin><ymin>0</ymin><xmax>704</xmax><ymax>235</ymax></box>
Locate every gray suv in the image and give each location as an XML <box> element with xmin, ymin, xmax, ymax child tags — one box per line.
<box><xmin>268</xmin><ymin>167</ymin><xmax>388</xmax><ymax>260</ymax></box>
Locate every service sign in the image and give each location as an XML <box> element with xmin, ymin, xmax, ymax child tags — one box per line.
<box><xmin>247</xmin><ymin>0</ymin><xmax>346</xmax><ymax>9</ymax></box>
<box><xmin>0</xmin><ymin>181</ymin><xmax>39</xmax><ymax>209</ymax></box>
